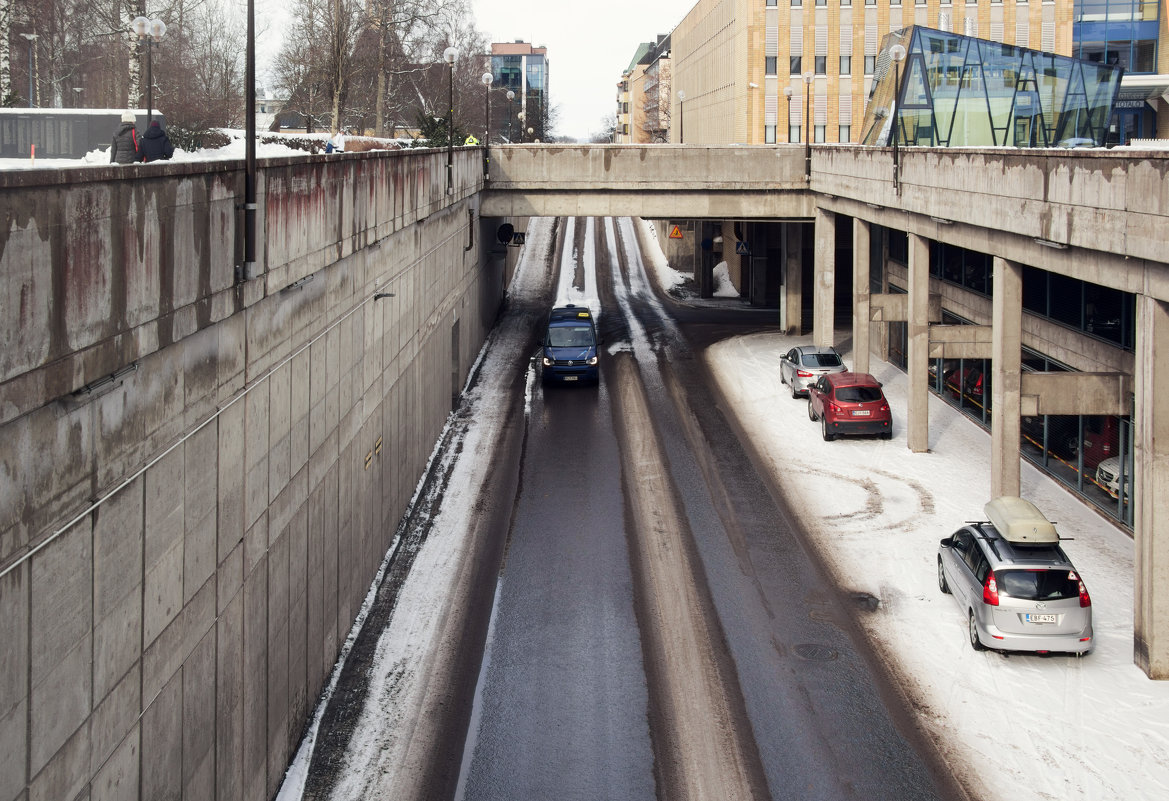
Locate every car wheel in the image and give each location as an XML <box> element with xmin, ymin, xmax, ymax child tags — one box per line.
<box><xmin>937</xmin><ymin>557</ymin><xmax>950</xmax><ymax>594</ymax></box>
<box><xmin>968</xmin><ymin>611</ymin><xmax>986</xmax><ymax>651</ymax></box>
<box><xmin>881</xmin><ymin>431</ymin><xmax>892</xmax><ymax>440</ymax></box>
<box><xmin>822</xmin><ymin>416</ymin><xmax>835</xmax><ymax>442</ymax></box>
<box><xmin>807</xmin><ymin>401</ymin><xmax>816</xmax><ymax>421</ymax></box>
<box><xmin>791</xmin><ymin>381</ymin><xmax>800</xmax><ymax>399</ymax></box>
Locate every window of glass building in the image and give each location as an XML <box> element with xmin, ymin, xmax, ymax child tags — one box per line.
<box><xmin>766</xmin><ymin>56</ymin><xmax>778</xmax><ymax>75</ymax></box>
<box><xmin>765</xmin><ymin>125</ymin><xmax>777</xmax><ymax>143</ymax></box>
<box><xmin>839</xmin><ymin>124</ymin><xmax>851</xmax><ymax>141</ymax></box>
<box><xmin>840</xmin><ymin>55</ymin><xmax>851</xmax><ymax>74</ymax></box>
<box><xmin>791</xmin><ymin>55</ymin><xmax>802</xmax><ymax>73</ymax></box>
<box><xmin>815</xmin><ymin>55</ymin><xmax>826</xmax><ymax>74</ymax></box>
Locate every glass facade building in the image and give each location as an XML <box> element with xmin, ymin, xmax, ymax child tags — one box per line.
<box><xmin>859</xmin><ymin>26</ymin><xmax>1124</xmax><ymax>148</ymax></box>
<box><xmin>490</xmin><ymin>42</ymin><xmax>549</xmax><ymax>142</ymax></box>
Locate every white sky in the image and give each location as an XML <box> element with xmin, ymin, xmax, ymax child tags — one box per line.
<box><xmin>471</xmin><ymin>1</ymin><xmax>691</xmax><ymax>140</ymax></box>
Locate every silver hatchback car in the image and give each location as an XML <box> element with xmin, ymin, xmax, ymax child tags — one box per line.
<box><xmin>937</xmin><ymin>497</ymin><xmax>1093</xmax><ymax>654</ymax></box>
<box><xmin>779</xmin><ymin>346</ymin><xmax>846</xmax><ymax>398</ymax></box>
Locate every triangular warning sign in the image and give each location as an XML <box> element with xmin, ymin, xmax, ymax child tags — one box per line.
<box><xmin>669</xmin><ymin>225</ymin><xmax>683</xmax><ymax>239</ymax></box>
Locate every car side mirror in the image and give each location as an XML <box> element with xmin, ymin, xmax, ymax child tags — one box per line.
<box><xmin>939</xmin><ymin>537</ymin><xmax>953</xmax><ymax>548</ymax></box>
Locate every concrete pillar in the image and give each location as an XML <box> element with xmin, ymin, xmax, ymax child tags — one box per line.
<box><xmin>1135</xmin><ymin>296</ymin><xmax>1169</xmax><ymax>679</ymax></box>
<box><xmin>875</xmin><ymin>230</ymin><xmax>891</xmax><ymax>361</ymax></box>
<box><xmin>783</xmin><ymin>223</ymin><xmax>803</xmax><ymax>335</ymax></box>
<box><xmin>906</xmin><ymin>233</ymin><xmax>930</xmax><ymax>452</ymax></box>
<box><xmin>813</xmin><ymin>208</ymin><xmax>836</xmax><ymax>347</ymax></box>
<box><xmin>990</xmin><ymin>257</ymin><xmax>1023</xmax><ymax>498</ymax></box>
<box><xmin>852</xmin><ymin>218</ymin><xmax>871</xmax><ymax>375</ymax></box>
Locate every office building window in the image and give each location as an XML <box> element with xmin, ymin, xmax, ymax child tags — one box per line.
<box><xmin>841</xmin><ymin>0</ymin><xmax>851</xmax><ymax>5</ymax></box>
<box><xmin>840</xmin><ymin>55</ymin><xmax>852</xmax><ymax>74</ymax></box>
<box><xmin>790</xmin><ymin>55</ymin><xmax>802</xmax><ymax>73</ymax></box>
<box><xmin>815</xmin><ymin>56</ymin><xmax>827</xmax><ymax>74</ymax></box>
<box><xmin>815</xmin><ymin>125</ymin><xmax>826</xmax><ymax>143</ymax></box>
<box><xmin>816</xmin><ymin>0</ymin><xmax>826</xmax><ymax>5</ymax></box>
<box><xmin>864</xmin><ymin>55</ymin><xmax>876</xmax><ymax>75</ymax></box>
<box><xmin>916</xmin><ymin>0</ymin><xmax>926</xmax><ymax>5</ymax></box>
<box><xmin>791</xmin><ymin>125</ymin><xmax>802</xmax><ymax>143</ymax></box>
<box><xmin>866</xmin><ymin>0</ymin><xmax>876</xmax><ymax>5</ymax></box>
<box><xmin>767</xmin><ymin>0</ymin><xmax>777</xmax><ymax>4</ymax></box>
<box><xmin>791</xmin><ymin>0</ymin><xmax>801</xmax><ymax>6</ymax></box>
<box><xmin>839</xmin><ymin>125</ymin><xmax>851</xmax><ymax>142</ymax></box>
<box><xmin>765</xmin><ymin>125</ymin><xmax>777</xmax><ymax>143</ymax></box>
<box><xmin>891</xmin><ymin>0</ymin><xmax>900</xmax><ymax>4</ymax></box>
<box><xmin>766</xmin><ymin>56</ymin><xmax>778</xmax><ymax>75</ymax></box>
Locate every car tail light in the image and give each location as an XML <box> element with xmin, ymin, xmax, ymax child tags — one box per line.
<box><xmin>1073</xmin><ymin>572</ymin><xmax>1091</xmax><ymax>608</ymax></box>
<box><xmin>796</xmin><ymin>369</ymin><xmax>813</xmax><ymax>378</ymax></box>
<box><xmin>982</xmin><ymin>571</ymin><xmax>1000</xmax><ymax>606</ymax></box>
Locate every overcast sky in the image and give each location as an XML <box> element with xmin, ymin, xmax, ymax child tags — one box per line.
<box><xmin>471</xmin><ymin>1</ymin><xmax>691</xmax><ymax>140</ymax></box>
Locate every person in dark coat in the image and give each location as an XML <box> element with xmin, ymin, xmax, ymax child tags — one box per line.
<box><xmin>110</xmin><ymin>112</ymin><xmax>140</xmax><ymax>164</ymax></box>
<box><xmin>141</xmin><ymin>120</ymin><xmax>175</xmax><ymax>162</ymax></box>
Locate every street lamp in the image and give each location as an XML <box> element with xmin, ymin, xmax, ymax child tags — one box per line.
<box><xmin>72</xmin><ymin>87</ymin><xmax>84</xmax><ymax>107</ymax></box>
<box><xmin>19</xmin><ymin>33</ymin><xmax>37</xmax><ymax>107</ymax></box>
<box><xmin>889</xmin><ymin>43</ymin><xmax>907</xmax><ymax>193</ymax></box>
<box><xmin>802</xmin><ymin>72</ymin><xmax>814</xmax><ymax>178</ymax></box>
<box><xmin>783</xmin><ymin>85</ymin><xmax>793</xmax><ymax>142</ymax></box>
<box><xmin>506</xmin><ymin>89</ymin><xmax>515</xmax><ymax>142</ymax></box>
<box><xmin>481</xmin><ymin>72</ymin><xmax>492</xmax><ymax>179</ymax></box>
<box><xmin>677</xmin><ymin>89</ymin><xmax>685</xmax><ymax>144</ymax></box>
<box><xmin>132</xmin><ymin>16</ymin><xmax>167</xmax><ymax>126</ymax></box>
<box><xmin>443</xmin><ymin>46</ymin><xmax>459</xmax><ymax>194</ymax></box>
<box><xmin>517</xmin><ymin>110</ymin><xmax>526</xmax><ymax>143</ymax></box>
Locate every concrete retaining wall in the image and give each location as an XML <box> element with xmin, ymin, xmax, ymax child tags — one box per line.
<box><xmin>0</xmin><ymin>147</ymin><xmax>502</xmax><ymax>801</ymax></box>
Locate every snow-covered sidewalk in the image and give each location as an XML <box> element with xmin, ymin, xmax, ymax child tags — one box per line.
<box><xmin>705</xmin><ymin>332</ymin><xmax>1169</xmax><ymax>801</ymax></box>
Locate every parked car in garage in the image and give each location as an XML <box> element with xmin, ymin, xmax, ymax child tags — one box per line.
<box><xmin>779</xmin><ymin>346</ymin><xmax>846</xmax><ymax>398</ymax></box>
<box><xmin>937</xmin><ymin>496</ymin><xmax>1093</xmax><ymax>654</ymax></box>
<box><xmin>806</xmin><ymin>372</ymin><xmax>892</xmax><ymax>441</ymax></box>
<box><xmin>1095</xmin><ymin>454</ymin><xmax>1133</xmax><ymax>499</ymax></box>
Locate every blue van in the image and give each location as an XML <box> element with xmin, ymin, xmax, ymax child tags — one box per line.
<box><xmin>540</xmin><ymin>305</ymin><xmax>600</xmax><ymax>384</ymax></box>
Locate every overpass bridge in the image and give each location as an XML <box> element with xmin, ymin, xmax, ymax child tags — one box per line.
<box><xmin>1</xmin><ymin>142</ymin><xmax>1168</xmax><ymax>801</ymax></box>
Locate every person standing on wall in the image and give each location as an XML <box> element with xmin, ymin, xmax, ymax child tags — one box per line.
<box><xmin>110</xmin><ymin>111</ymin><xmax>140</xmax><ymax>164</ymax></box>
<box><xmin>141</xmin><ymin>120</ymin><xmax>175</xmax><ymax>161</ymax></box>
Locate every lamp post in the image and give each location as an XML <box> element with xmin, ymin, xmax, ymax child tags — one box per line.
<box><xmin>72</xmin><ymin>87</ymin><xmax>83</xmax><ymax>107</ymax></box>
<box><xmin>19</xmin><ymin>33</ymin><xmax>37</xmax><ymax>107</ymax></box>
<box><xmin>889</xmin><ymin>43</ymin><xmax>907</xmax><ymax>193</ymax></box>
<box><xmin>677</xmin><ymin>89</ymin><xmax>685</xmax><ymax>144</ymax></box>
<box><xmin>783</xmin><ymin>85</ymin><xmax>793</xmax><ymax>143</ymax></box>
<box><xmin>506</xmin><ymin>89</ymin><xmax>515</xmax><ymax>142</ymax></box>
<box><xmin>517</xmin><ymin>110</ymin><xmax>526</xmax><ymax>143</ymax></box>
<box><xmin>803</xmin><ymin>72</ymin><xmax>814</xmax><ymax>177</ymax></box>
<box><xmin>132</xmin><ymin>16</ymin><xmax>167</xmax><ymax>126</ymax></box>
<box><xmin>481</xmin><ymin>72</ymin><xmax>492</xmax><ymax>179</ymax></box>
<box><xmin>443</xmin><ymin>46</ymin><xmax>459</xmax><ymax>193</ymax></box>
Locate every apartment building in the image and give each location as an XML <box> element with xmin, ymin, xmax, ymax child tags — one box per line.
<box><xmin>667</xmin><ymin>0</ymin><xmax>1166</xmax><ymax>145</ymax></box>
<box><xmin>617</xmin><ymin>36</ymin><xmax>672</xmax><ymax>143</ymax></box>
<box><xmin>492</xmin><ymin>41</ymin><xmax>550</xmax><ymax>142</ymax></box>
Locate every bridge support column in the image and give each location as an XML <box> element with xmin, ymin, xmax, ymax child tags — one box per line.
<box><xmin>906</xmin><ymin>233</ymin><xmax>930</xmax><ymax>453</ymax></box>
<box><xmin>990</xmin><ymin>257</ymin><xmax>1023</xmax><ymax>498</ymax></box>
<box><xmin>813</xmin><ymin>208</ymin><xmax>835</xmax><ymax>347</ymax></box>
<box><xmin>1135</xmin><ymin>296</ymin><xmax>1169</xmax><ymax>679</ymax></box>
<box><xmin>852</xmin><ymin>218</ymin><xmax>871</xmax><ymax>375</ymax></box>
<box><xmin>782</xmin><ymin>223</ymin><xmax>803</xmax><ymax>335</ymax></box>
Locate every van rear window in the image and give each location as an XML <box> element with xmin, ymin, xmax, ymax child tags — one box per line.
<box><xmin>996</xmin><ymin>569</ymin><xmax>1080</xmax><ymax>601</ymax></box>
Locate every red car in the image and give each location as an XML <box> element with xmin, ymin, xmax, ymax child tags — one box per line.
<box><xmin>807</xmin><ymin>372</ymin><xmax>893</xmax><ymax>441</ymax></box>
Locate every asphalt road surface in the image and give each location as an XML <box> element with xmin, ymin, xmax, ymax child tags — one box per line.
<box><xmin>299</xmin><ymin>217</ymin><xmax>968</xmax><ymax>801</ymax></box>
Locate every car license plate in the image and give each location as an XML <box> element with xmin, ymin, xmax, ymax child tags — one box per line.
<box><xmin>851</xmin><ymin>410</ymin><xmax>871</xmax><ymax>416</ymax></box>
<box><xmin>1025</xmin><ymin>613</ymin><xmax>1057</xmax><ymax>624</ymax></box>
<box><xmin>564</xmin><ymin>376</ymin><xmax>578</xmax><ymax>382</ymax></box>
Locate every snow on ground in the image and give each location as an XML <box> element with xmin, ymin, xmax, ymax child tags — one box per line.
<box><xmin>704</xmin><ymin>333</ymin><xmax>1169</xmax><ymax>801</ymax></box>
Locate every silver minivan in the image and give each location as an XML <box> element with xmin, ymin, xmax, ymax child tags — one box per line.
<box><xmin>937</xmin><ymin>497</ymin><xmax>1093</xmax><ymax>654</ymax></box>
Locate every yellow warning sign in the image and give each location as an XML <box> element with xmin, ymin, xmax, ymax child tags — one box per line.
<box><xmin>669</xmin><ymin>225</ymin><xmax>683</xmax><ymax>239</ymax></box>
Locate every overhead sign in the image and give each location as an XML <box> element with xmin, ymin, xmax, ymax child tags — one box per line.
<box><xmin>669</xmin><ymin>225</ymin><xmax>683</xmax><ymax>239</ymax></box>
<box><xmin>735</xmin><ymin>241</ymin><xmax>751</xmax><ymax>255</ymax></box>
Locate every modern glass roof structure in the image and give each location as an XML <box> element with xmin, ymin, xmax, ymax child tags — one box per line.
<box><xmin>859</xmin><ymin>26</ymin><xmax>1125</xmax><ymax>148</ymax></box>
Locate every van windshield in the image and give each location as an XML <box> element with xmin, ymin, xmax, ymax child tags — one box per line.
<box><xmin>547</xmin><ymin>325</ymin><xmax>595</xmax><ymax>348</ymax></box>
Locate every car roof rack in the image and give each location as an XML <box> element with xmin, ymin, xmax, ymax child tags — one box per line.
<box><xmin>982</xmin><ymin>496</ymin><xmax>1060</xmax><ymax>544</ymax></box>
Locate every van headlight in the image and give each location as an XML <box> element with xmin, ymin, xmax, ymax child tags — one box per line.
<box><xmin>542</xmin><ymin>356</ymin><xmax>553</xmax><ymax>367</ymax></box>
<box><xmin>587</xmin><ymin>355</ymin><xmax>598</xmax><ymax>365</ymax></box>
